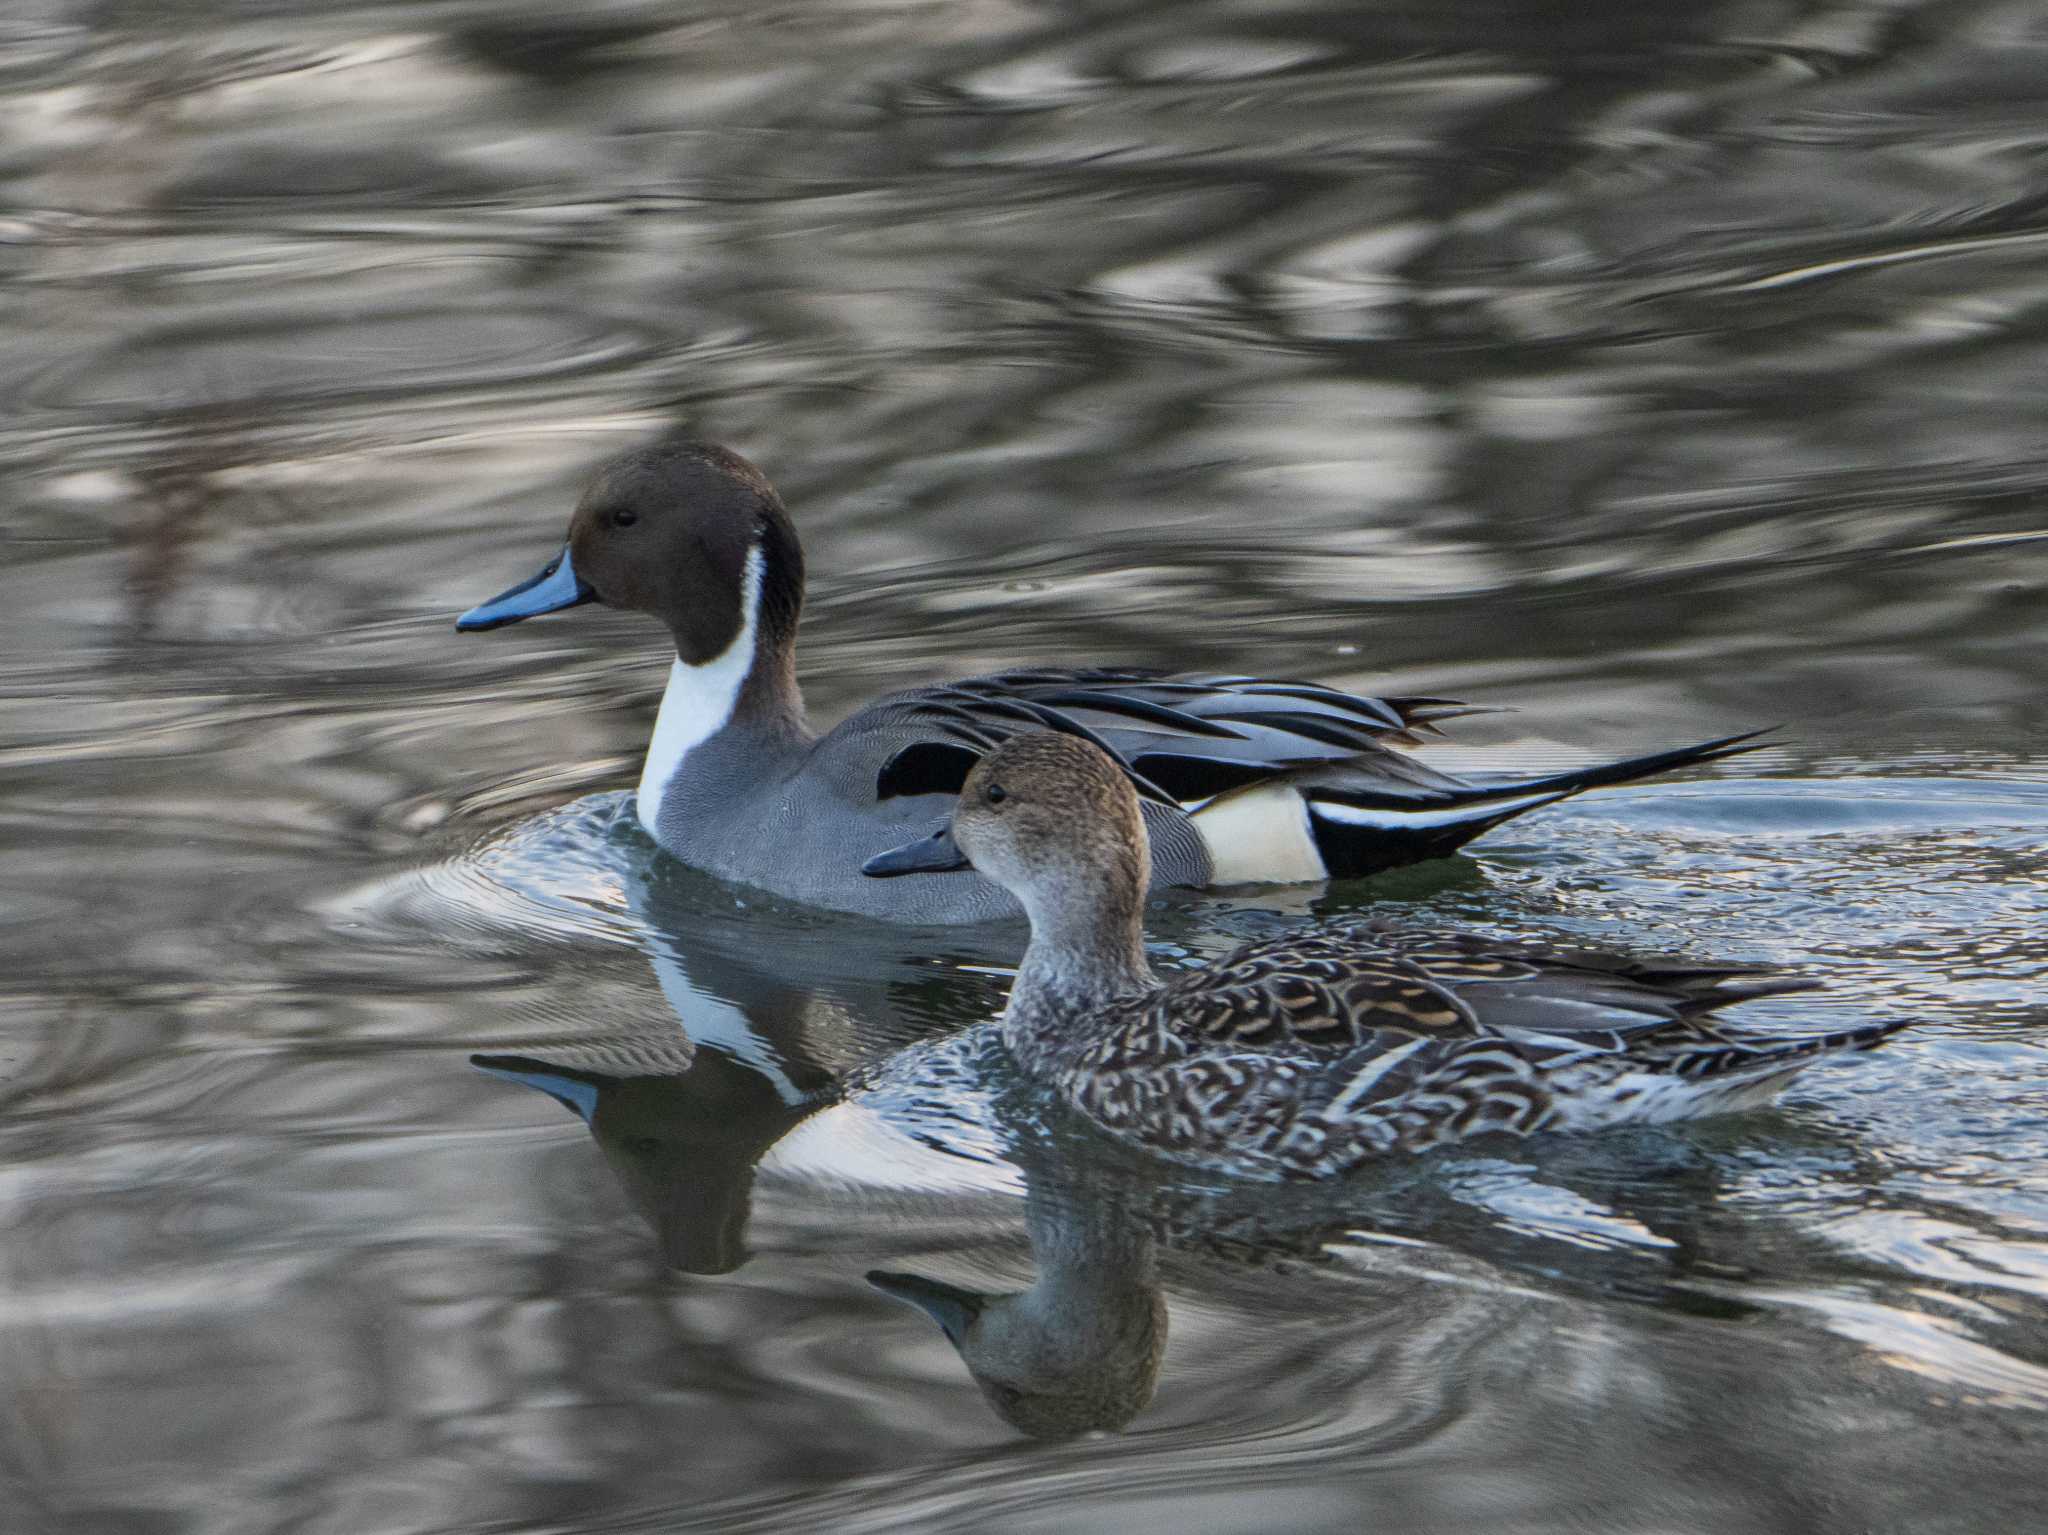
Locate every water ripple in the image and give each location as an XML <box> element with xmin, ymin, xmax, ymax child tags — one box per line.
<box><xmin>5</xmin><ymin>1</ymin><xmax>2048</xmax><ymax>1529</ymax></box>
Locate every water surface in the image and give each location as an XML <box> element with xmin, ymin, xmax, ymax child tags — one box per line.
<box><xmin>4</xmin><ymin>1</ymin><xmax>2047</xmax><ymax>1530</ymax></box>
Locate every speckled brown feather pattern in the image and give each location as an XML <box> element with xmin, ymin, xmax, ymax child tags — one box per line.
<box><xmin>1050</xmin><ymin>918</ymin><xmax>1904</xmax><ymax>1179</ymax></box>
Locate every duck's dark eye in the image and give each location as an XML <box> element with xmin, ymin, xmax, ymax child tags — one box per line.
<box><xmin>984</xmin><ymin>784</ymin><xmax>1007</xmax><ymax>806</ymax></box>
<box><xmin>610</xmin><ymin>507</ymin><xmax>639</xmax><ymax>528</ymax></box>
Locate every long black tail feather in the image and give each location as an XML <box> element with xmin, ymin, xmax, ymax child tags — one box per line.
<box><xmin>1304</xmin><ymin>728</ymin><xmax>1777</xmax><ymax>880</ymax></box>
<box><xmin>1470</xmin><ymin>727</ymin><xmax>1778</xmax><ymax>800</ymax></box>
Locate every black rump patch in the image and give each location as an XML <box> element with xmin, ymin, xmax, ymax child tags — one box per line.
<box><xmin>877</xmin><ymin>741</ymin><xmax>982</xmax><ymax>800</ymax></box>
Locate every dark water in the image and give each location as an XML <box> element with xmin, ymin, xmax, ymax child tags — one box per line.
<box><xmin>6</xmin><ymin>1</ymin><xmax>2048</xmax><ymax>1529</ymax></box>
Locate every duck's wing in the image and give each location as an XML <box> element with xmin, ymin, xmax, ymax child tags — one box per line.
<box><xmin>872</xmin><ymin>667</ymin><xmax>1476</xmax><ymax>808</ymax></box>
<box><xmin>1333</xmin><ymin>922</ymin><xmax>1821</xmax><ymax>1048</ymax></box>
<box><xmin>1273</xmin><ymin>929</ymin><xmax>1903</xmax><ymax>1163</ymax></box>
<box><xmin>1097</xmin><ymin>927</ymin><xmax>1487</xmax><ymax>1076</ymax></box>
<box><xmin>1127</xmin><ymin>921</ymin><xmax>1818</xmax><ymax>1065</ymax></box>
<box><xmin>1082</xmin><ymin>923</ymin><xmax>1899</xmax><ymax>1177</ymax></box>
<box><xmin>868</xmin><ymin>668</ymin><xmax>1769</xmax><ymax>884</ymax></box>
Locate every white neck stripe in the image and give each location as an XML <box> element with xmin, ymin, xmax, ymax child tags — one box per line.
<box><xmin>636</xmin><ymin>546</ymin><xmax>763</xmax><ymax>831</ymax></box>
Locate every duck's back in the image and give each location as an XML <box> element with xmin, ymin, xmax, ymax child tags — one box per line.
<box><xmin>651</xmin><ymin>664</ymin><xmax>1478</xmax><ymax>920</ymax></box>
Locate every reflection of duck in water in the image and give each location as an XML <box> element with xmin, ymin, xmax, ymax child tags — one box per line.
<box><xmin>859</xmin><ymin>1061</ymin><xmax>1923</xmax><ymax>1444</ymax></box>
<box><xmin>466</xmin><ymin>847</ymin><xmax>1009</xmax><ymax>1273</ymax></box>
<box><xmin>475</xmin><ymin>1041</ymin><xmax>831</xmax><ymax>1275</ymax></box>
<box><xmin>466</xmin><ymin>822</ymin><xmax>1032</xmax><ymax>1268</ymax></box>
<box><xmin>871</xmin><ymin>1172</ymin><xmax>1166</xmax><ymax>1440</ymax></box>
<box><xmin>866</xmin><ymin>732</ymin><xmax>1910</xmax><ymax>1179</ymax></box>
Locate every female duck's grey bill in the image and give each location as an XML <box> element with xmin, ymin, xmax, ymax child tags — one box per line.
<box><xmin>862</xmin><ymin>823</ymin><xmax>970</xmax><ymax>877</ymax></box>
<box><xmin>455</xmin><ymin>547</ymin><xmax>595</xmax><ymax>631</ymax></box>
<box><xmin>868</xmin><ymin>1269</ymin><xmax>983</xmax><ymax>1343</ymax></box>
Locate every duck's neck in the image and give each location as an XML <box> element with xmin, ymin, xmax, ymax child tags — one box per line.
<box><xmin>999</xmin><ymin>1181</ymin><xmax>1164</xmax><ymax>1377</ymax></box>
<box><xmin>1022</xmin><ymin>1178</ymin><xmax>1160</xmax><ymax>1304</ymax></box>
<box><xmin>635</xmin><ymin>548</ymin><xmax>810</xmax><ymax>831</ymax></box>
<box><xmin>1002</xmin><ymin>877</ymin><xmax>1154</xmax><ymax>1079</ymax></box>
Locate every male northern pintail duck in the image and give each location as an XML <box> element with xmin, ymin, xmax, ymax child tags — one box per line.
<box><xmin>458</xmin><ymin>439</ymin><xmax>1762</xmax><ymax>925</ymax></box>
<box><xmin>864</xmin><ymin>732</ymin><xmax>1908</xmax><ymax>1179</ymax></box>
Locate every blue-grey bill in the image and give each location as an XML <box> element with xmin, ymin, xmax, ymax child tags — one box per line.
<box><xmin>456</xmin><ymin>546</ymin><xmax>596</xmax><ymax>631</ymax></box>
<box><xmin>868</xmin><ymin>1269</ymin><xmax>984</xmax><ymax>1343</ymax></box>
<box><xmin>861</xmin><ymin>824</ymin><xmax>969</xmax><ymax>877</ymax></box>
<box><xmin>469</xmin><ymin>1054</ymin><xmax>601</xmax><ymax>1123</ymax></box>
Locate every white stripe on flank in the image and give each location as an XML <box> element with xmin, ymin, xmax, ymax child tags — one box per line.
<box><xmin>1307</xmin><ymin>788</ymin><xmax>1564</xmax><ymax>832</ymax></box>
<box><xmin>1189</xmin><ymin>783</ymin><xmax>1328</xmax><ymax>884</ymax></box>
<box><xmin>1326</xmin><ymin>1037</ymin><xmax>1430</xmax><ymax>1115</ymax></box>
<box><xmin>636</xmin><ymin>546</ymin><xmax>764</xmax><ymax>832</ymax></box>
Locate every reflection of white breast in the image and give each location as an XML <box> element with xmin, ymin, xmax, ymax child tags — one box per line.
<box><xmin>769</xmin><ymin>1098</ymin><xmax>1022</xmax><ymax>1196</ymax></box>
<box><xmin>645</xmin><ymin>933</ymin><xmax>807</xmax><ymax>1106</ymax></box>
<box><xmin>767</xmin><ymin>1025</ymin><xmax>1017</xmax><ymax>1192</ymax></box>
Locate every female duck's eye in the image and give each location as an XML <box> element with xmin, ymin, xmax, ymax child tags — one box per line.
<box><xmin>611</xmin><ymin>508</ymin><xmax>639</xmax><ymax>528</ymax></box>
<box><xmin>984</xmin><ymin>784</ymin><xmax>1007</xmax><ymax>806</ymax></box>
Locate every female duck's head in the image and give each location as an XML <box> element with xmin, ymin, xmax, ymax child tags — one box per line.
<box><xmin>867</xmin><ymin>1264</ymin><xmax>1165</xmax><ymax>1439</ymax></box>
<box><xmin>457</xmin><ymin>440</ymin><xmax>805</xmax><ymax>669</ymax></box>
<box><xmin>868</xmin><ymin>731</ymin><xmax>1151</xmax><ymax>934</ymax></box>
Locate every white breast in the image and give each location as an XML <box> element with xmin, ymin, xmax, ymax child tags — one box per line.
<box><xmin>635</xmin><ymin>546</ymin><xmax>763</xmax><ymax>830</ymax></box>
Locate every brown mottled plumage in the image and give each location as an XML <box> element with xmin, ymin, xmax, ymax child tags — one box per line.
<box><xmin>889</xmin><ymin>732</ymin><xmax>1909</xmax><ymax>1181</ymax></box>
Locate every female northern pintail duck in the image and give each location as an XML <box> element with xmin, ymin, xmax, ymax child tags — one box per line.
<box><xmin>864</xmin><ymin>732</ymin><xmax>1907</xmax><ymax>1179</ymax></box>
<box><xmin>870</xmin><ymin>1179</ymin><xmax>1165</xmax><ymax>1439</ymax></box>
<box><xmin>458</xmin><ymin>439</ymin><xmax>1761</xmax><ymax>924</ymax></box>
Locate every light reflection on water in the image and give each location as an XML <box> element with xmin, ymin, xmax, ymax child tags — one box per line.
<box><xmin>3</xmin><ymin>0</ymin><xmax>2047</xmax><ymax>1529</ymax></box>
